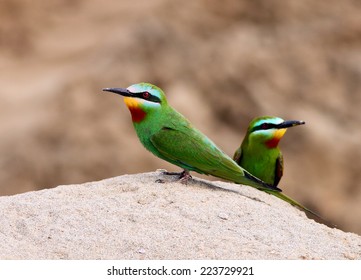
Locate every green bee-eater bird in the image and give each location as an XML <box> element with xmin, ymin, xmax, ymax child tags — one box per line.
<box><xmin>103</xmin><ymin>83</ymin><xmax>280</xmax><ymax>192</ymax></box>
<box><xmin>234</xmin><ymin>116</ymin><xmax>305</xmax><ymax>187</ymax></box>
<box><xmin>233</xmin><ymin>116</ymin><xmax>322</xmax><ymax>217</ymax></box>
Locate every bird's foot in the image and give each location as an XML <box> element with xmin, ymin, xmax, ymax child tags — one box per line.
<box><xmin>162</xmin><ymin>171</ymin><xmax>184</xmax><ymax>176</ymax></box>
<box><xmin>161</xmin><ymin>169</ymin><xmax>192</xmax><ymax>184</ymax></box>
<box><xmin>179</xmin><ymin>170</ymin><xmax>192</xmax><ymax>185</ymax></box>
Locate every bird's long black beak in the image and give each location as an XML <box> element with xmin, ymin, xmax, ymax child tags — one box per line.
<box><xmin>102</xmin><ymin>87</ymin><xmax>133</xmax><ymax>97</ymax></box>
<box><xmin>277</xmin><ymin>120</ymin><xmax>305</xmax><ymax>129</ymax></box>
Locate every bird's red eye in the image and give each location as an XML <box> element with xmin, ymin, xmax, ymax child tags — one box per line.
<box><xmin>142</xmin><ymin>92</ymin><xmax>150</xmax><ymax>99</ymax></box>
<box><xmin>261</xmin><ymin>123</ymin><xmax>269</xmax><ymax>129</ymax></box>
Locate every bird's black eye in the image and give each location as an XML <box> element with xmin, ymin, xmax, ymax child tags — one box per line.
<box><xmin>142</xmin><ymin>92</ymin><xmax>150</xmax><ymax>99</ymax></box>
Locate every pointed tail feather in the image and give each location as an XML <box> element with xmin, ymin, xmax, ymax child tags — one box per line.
<box><xmin>266</xmin><ymin>190</ymin><xmax>327</xmax><ymax>221</ymax></box>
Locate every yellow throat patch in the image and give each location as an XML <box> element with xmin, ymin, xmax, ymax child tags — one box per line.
<box><xmin>266</xmin><ymin>128</ymin><xmax>287</xmax><ymax>148</ymax></box>
<box><xmin>123</xmin><ymin>97</ymin><xmax>146</xmax><ymax>123</ymax></box>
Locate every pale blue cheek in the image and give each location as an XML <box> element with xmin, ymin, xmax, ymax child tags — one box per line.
<box><xmin>145</xmin><ymin>101</ymin><xmax>161</xmax><ymax>109</ymax></box>
<box><xmin>250</xmin><ymin>129</ymin><xmax>277</xmax><ymax>142</ymax></box>
<box><xmin>138</xmin><ymin>101</ymin><xmax>161</xmax><ymax>116</ymax></box>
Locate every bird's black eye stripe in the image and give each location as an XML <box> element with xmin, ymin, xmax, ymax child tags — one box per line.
<box><xmin>134</xmin><ymin>91</ymin><xmax>161</xmax><ymax>103</ymax></box>
<box><xmin>251</xmin><ymin>123</ymin><xmax>277</xmax><ymax>132</ymax></box>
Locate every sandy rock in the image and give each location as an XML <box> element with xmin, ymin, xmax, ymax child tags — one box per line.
<box><xmin>0</xmin><ymin>171</ymin><xmax>360</xmax><ymax>260</ymax></box>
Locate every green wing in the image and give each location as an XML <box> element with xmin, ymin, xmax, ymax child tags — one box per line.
<box><xmin>274</xmin><ymin>154</ymin><xmax>284</xmax><ymax>187</ymax></box>
<box><xmin>150</xmin><ymin>126</ymin><xmax>240</xmax><ymax>175</ymax></box>
<box><xmin>150</xmin><ymin>125</ymin><xmax>280</xmax><ymax>191</ymax></box>
<box><xmin>233</xmin><ymin>146</ymin><xmax>242</xmax><ymax>164</ymax></box>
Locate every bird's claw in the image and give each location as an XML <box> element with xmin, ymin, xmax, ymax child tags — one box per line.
<box><xmin>179</xmin><ymin>170</ymin><xmax>192</xmax><ymax>185</ymax></box>
<box><xmin>160</xmin><ymin>169</ymin><xmax>192</xmax><ymax>184</ymax></box>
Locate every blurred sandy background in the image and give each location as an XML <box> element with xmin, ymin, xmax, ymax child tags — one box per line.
<box><xmin>0</xmin><ymin>0</ymin><xmax>360</xmax><ymax>234</ymax></box>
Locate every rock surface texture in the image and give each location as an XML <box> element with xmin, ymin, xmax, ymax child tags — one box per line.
<box><xmin>1</xmin><ymin>172</ymin><xmax>360</xmax><ymax>260</ymax></box>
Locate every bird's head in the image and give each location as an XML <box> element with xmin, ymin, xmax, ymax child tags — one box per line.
<box><xmin>247</xmin><ymin>116</ymin><xmax>305</xmax><ymax>148</ymax></box>
<box><xmin>103</xmin><ymin>83</ymin><xmax>167</xmax><ymax>122</ymax></box>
